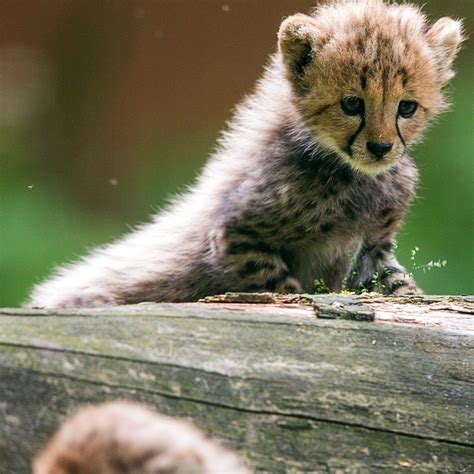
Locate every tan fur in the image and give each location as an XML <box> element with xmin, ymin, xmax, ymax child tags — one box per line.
<box><xmin>279</xmin><ymin>0</ymin><xmax>463</xmax><ymax>175</ymax></box>
<box><xmin>33</xmin><ymin>401</ymin><xmax>250</xmax><ymax>474</ymax></box>
<box><xmin>28</xmin><ymin>1</ymin><xmax>463</xmax><ymax>308</ymax></box>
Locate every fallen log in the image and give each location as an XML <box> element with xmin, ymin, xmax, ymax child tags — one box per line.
<box><xmin>0</xmin><ymin>294</ymin><xmax>473</xmax><ymax>472</ymax></box>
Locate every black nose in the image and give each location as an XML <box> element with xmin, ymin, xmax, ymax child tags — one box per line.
<box><xmin>367</xmin><ymin>142</ymin><xmax>393</xmax><ymax>160</ymax></box>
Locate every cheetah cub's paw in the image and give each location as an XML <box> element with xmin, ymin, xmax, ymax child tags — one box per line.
<box><xmin>391</xmin><ymin>284</ymin><xmax>423</xmax><ymax>296</ymax></box>
<box><xmin>384</xmin><ymin>273</ymin><xmax>423</xmax><ymax>296</ymax></box>
<box><xmin>276</xmin><ymin>276</ymin><xmax>303</xmax><ymax>294</ymax></box>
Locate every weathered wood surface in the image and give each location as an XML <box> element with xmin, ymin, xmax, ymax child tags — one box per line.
<box><xmin>0</xmin><ymin>294</ymin><xmax>473</xmax><ymax>473</ymax></box>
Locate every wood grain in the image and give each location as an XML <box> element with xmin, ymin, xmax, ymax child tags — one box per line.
<box><xmin>1</xmin><ymin>294</ymin><xmax>473</xmax><ymax>472</ymax></box>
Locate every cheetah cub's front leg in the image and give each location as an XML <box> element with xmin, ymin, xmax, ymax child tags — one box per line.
<box><xmin>228</xmin><ymin>246</ymin><xmax>302</xmax><ymax>294</ymax></box>
<box><xmin>348</xmin><ymin>241</ymin><xmax>421</xmax><ymax>296</ymax></box>
<box><xmin>222</xmin><ymin>233</ymin><xmax>302</xmax><ymax>294</ymax></box>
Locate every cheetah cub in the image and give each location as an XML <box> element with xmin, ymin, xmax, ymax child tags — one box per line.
<box><xmin>29</xmin><ymin>0</ymin><xmax>463</xmax><ymax>308</ymax></box>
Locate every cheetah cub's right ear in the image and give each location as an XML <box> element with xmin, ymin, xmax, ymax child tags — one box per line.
<box><xmin>278</xmin><ymin>14</ymin><xmax>327</xmax><ymax>95</ymax></box>
<box><xmin>426</xmin><ymin>17</ymin><xmax>464</xmax><ymax>83</ymax></box>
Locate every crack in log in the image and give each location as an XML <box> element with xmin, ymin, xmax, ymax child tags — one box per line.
<box><xmin>2</xmin><ymin>365</ymin><xmax>473</xmax><ymax>450</ymax></box>
<box><xmin>0</xmin><ymin>341</ymin><xmax>264</xmax><ymax>378</ymax></box>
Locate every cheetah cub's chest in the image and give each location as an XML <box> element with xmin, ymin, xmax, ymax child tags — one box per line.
<box><xmin>282</xmin><ymin>164</ymin><xmax>409</xmax><ymax>245</ymax></box>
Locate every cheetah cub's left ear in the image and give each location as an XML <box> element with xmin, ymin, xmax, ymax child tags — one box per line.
<box><xmin>426</xmin><ymin>17</ymin><xmax>464</xmax><ymax>83</ymax></box>
<box><xmin>278</xmin><ymin>14</ymin><xmax>326</xmax><ymax>95</ymax></box>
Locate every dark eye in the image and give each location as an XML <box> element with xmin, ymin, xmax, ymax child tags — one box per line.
<box><xmin>398</xmin><ymin>100</ymin><xmax>418</xmax><ymax>118</ymax></box>
<box><xmin>341</xmin><ymin>97</ymin><xmax>365</xmax><ymax>116</ymax></box>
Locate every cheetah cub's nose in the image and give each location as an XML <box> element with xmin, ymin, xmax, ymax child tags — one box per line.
<box><xmin>367</xmin><ymin>142</ymin><xmax>393</xmax><ymax>160</ymax></box>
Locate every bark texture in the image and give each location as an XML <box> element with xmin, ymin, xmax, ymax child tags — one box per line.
<box><xmin>0</xmin><ymin>294</ymin><xmax>473</xmax><ymax>472</ymax></box>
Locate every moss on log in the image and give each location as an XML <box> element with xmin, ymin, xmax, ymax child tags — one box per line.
<box><xmin>0</xmin><ymin>294</ymin><xmax>473</xmax><ymax>472</ymax></box>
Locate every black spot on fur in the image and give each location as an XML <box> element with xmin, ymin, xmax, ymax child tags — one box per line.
<box><xmin>382</xmin><ymin>65</ymin><xmax>390</xmax><ymax>85</ymax></box>
<box><xmin>320</xmin><ymin>222</ymin><xmax>334</xmax><ymax>233</ymax></box>
<box><xmin>278</xmin><ymin>126</ymin><xmax>354</xmax><ymax>194</ymax></box>
<box><xmin>232</xmin><ymin>226</ymin><xmax>260</xmax><ymax>239</ymax></box>
<box><xmin>257</xmin><ymin>220</ymin><xmax>275</xmax><ymax>229</ymax></box>
<box><xmin>393</xmin><ymin>181</ymin><xmax>403</xmax><ymax>192</ymax></box>
<box><xmin>265</xmin><ymin>279</ymin><xmax>278</xmax><ymax>291</ymax></box>
<box><xmin>292</xmin><ymin>209</ymin><xmax>304</xmax><ymax>219</ymax></box>
<box><xmin>289</xmin><ymin>134</ymin><xmax>342</xmax><ymax>176</ymax></box>
<box><xmin>337</xmin><ymin>165</ymin><xmax>354</xmax><ymax>184</ymax></box>
<box><xmin>343</xmin><ymin>201</ymin><xmax>357</xmax><ymax>220</ymax></box>
<box><xmin>360</xmin><ymin>277</ymin><xmax>375</xmax><ymax>292</ymax></box>
<box><xmin>399</xmin><ymin>67</ymin><xmax>409</xmax><ymax>87</ymax></box>
<box><xmin>360</xmin><ymin>64</ymin><xmax>369</xmax><ymax>90</ymax></box>
<box><xmin>380</xmin><ymin>242</ymin><xmax>393</xmax><ymax>252</ymax></box>
<box><xmin>362</xmin><ymin>243</ymin><xmax>376</xmax><ymax>254</ymax></box>
<box><xmin>316</xmin><ymin>169</ymin><xmax>331</xmax><ymax>183</ymax></box>
<box><xmin>380</xmin><ymin>207</ymin><xmax>393</xmax><ymax>218</ymax></box>
<box><xmin>238</xmin><ymin>259</ymin><xmax>276</xmax><ymax>277</ymax></box>
<box><xmin>266</xmin><ymin>277</ymin><xmax>286</xmax><ymax>291</ymax></box>
<box><xmin>383</xmin><ymin>217</ymin><xmax>395</xmax><ymax>229</ymax></box>
<box><xmin>227</xmin><ymin>241</ymin><xmax>275</xmax><ymax>255</ymax></box>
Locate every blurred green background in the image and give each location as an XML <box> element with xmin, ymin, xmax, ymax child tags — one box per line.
<box><xmin>1</xmin><ymin>0</ymin><xmax>472</xmax><ymax>306</ymax></box>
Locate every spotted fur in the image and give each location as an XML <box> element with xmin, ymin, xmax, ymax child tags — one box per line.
<box><xmin>28</xmin><ymin>0</ymin><xmax>463</xmax><ymax>308</ymax></box>
<box><xmin>34</xmin><ymin>402</ymin><xmax>250</xmax><ymax>474</ymax></box>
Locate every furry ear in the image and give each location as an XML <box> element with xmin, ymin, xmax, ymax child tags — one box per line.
<box><xmin>426</xmin><ymin>17</ymin><xmax>464</xmax><ymax>83</ymax></box>
<box><xmin>278</xmin><ymin>14</ymin><xmax>326</xmax><ymax>94</ymax></box>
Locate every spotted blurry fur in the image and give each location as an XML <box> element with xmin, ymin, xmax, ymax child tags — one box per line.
<box><xmin>34</xmin><ymin>402</ymin><xmax>250</xmax><ymax>474</ymax></box>
<box><xmin>28</xmin><ymin>0</ymin><xmax>463</xmax><ymax>308</ymax></box>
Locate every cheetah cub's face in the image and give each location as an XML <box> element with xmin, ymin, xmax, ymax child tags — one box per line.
<box><xmin>278</xmin><ymin>0</ymin><xmax>463</xmax><ymax>175</ymax></box>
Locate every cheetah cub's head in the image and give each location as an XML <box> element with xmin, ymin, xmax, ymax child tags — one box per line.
<box><xmin>278</xmin><ymin>0</ymin><xmax>464</xmax><ymax>175</ymax></box>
